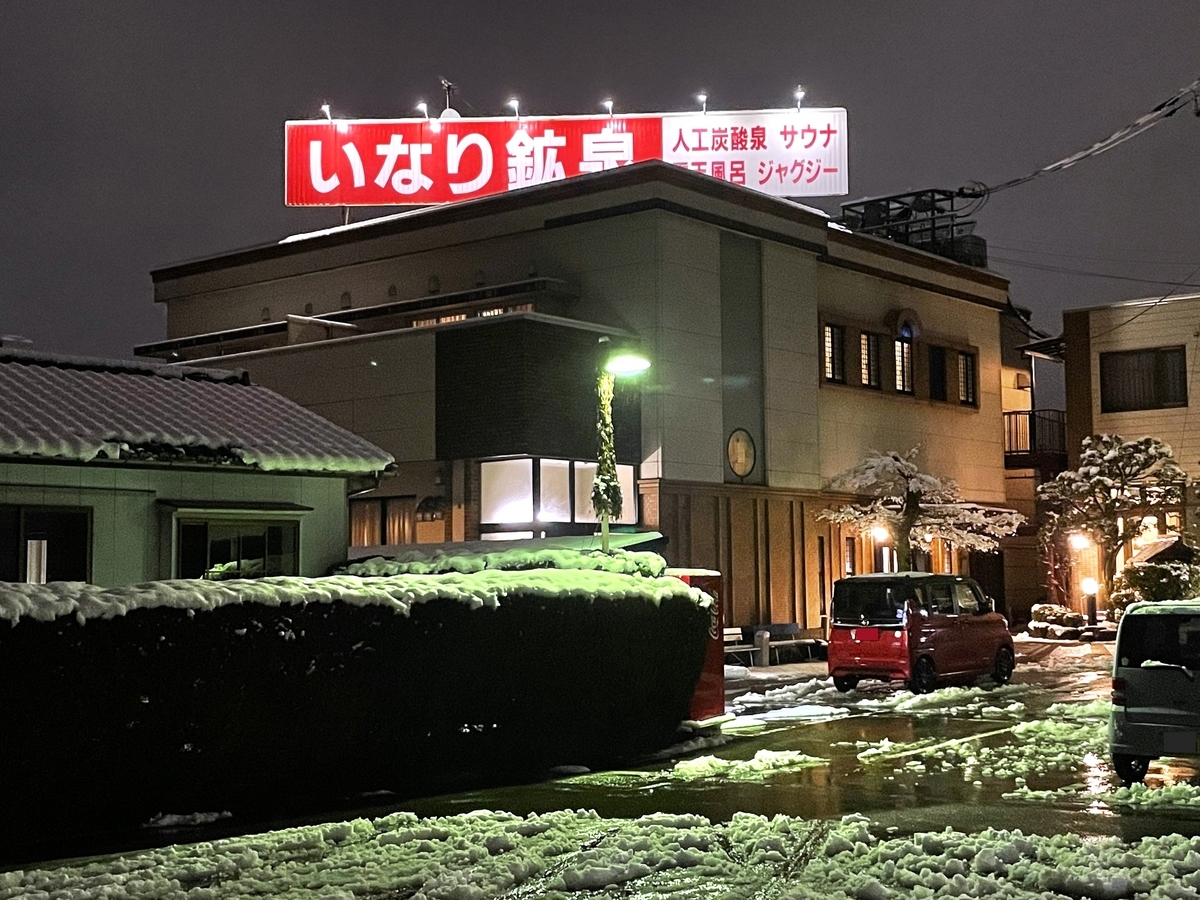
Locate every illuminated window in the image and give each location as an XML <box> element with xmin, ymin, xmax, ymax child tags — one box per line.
<box><xmin>480</xmin><ymin>459</ymin><xmax>534</xmax><ymax>524</ymax></box>
<box><xmin>538</xmin><ymin>459</ymin><xmax>572</xmax><ymax>523</ymax></box>
<box><xmin>860</xmin><ymin>333</ymin><xmax>880</xmax><ymax>389</ymax></box>
<box><xmin>959</xmin><ymin>351</ymin><xmax>977</xmax><ymax>406</ymax></box>
<box><xmin>573</xmin><ymin>462</ymin><xmax>638</xmax><ymax>525</ymax></box>
<box><xmin>439</xmin><ymin>313</ymin><xmax>467</xmax><ymax>324</ymax></box>
<box><xmin>824</xmin><ymin>324</ymin><xmax>845</xmax><ymax>383</ymax></box>
<box><xmin>479</xmin><ymin>307</ymin><xmax>505</xmax><ymax>317</ymax></box>
<box><xmin>894</xmin><ymin>337</ymin><xmax>913</xmax><ymax>394</ymax></box>
<box><xmin>350</xmin><ymin>497</ymin><xmax>416</xmax><ymax>546</ymax></box>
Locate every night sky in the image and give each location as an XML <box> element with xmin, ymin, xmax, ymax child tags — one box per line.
<box><xmin>2</xmin><ymin>2</ymin><xmax>1197</xmax><ymax>383</ymax></box>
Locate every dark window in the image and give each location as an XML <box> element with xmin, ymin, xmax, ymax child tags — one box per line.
<box><xmin>958</xmin><ymin>351</ymin><xmax>978</xmax><ymax>406</ymax></box>
<box><xmin>832</xmin><ymin>581</ymin><xmax>912</xmax><ymax>625</ymax></box>
<box><xmin>1100</xmin><ymin>346</ymin><xmax>1188</xmax><ymax>413</ymax></box>
<box><xmin>0</xmin><ymin>505</ymin><xmax>90</xmax><ymax>583</ymax></box>
<box><xmin>844</xmin><ymin>536</ymin><xmax>857</xmax><ymax>575</ymax></box>
<box><xmin>928</xmin><ymin>346</ymin><xmax>947</xmax><ymax>401</ymax></box>
<box><xmin>1117</xmin><ymin>614</ymin><xmax>1200</xmax><ymax>668</ymax></box>
<box><xmin>823</xmin><ymin>325</ymin><xmax>845</xmax><ymax>383</ymax></box>
<box><xmin>894</xmin><ymin>337</ymin><xmax>914</xmax><ymax>394</ymax></box>
<box><xmin>860</xmin><ymin>333</ymin><xmax>881</xmax><ymax>389</ymax></box>
<box><xmin>177</xmin><ymin>519</ymin><xmax>299</xmax><ymax>580</ymax></box>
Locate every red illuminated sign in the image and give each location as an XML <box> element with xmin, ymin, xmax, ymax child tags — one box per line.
<box><xmin>285</xmin><ymin>109</ymin><xmax>847</xmax><ymax>206</ymax></box>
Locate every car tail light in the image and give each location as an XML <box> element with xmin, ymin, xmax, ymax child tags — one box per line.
<box><xmin>1111</xmin><ymin>677</ymin><xmax>1127</xmax><ymax>706</ymax></box>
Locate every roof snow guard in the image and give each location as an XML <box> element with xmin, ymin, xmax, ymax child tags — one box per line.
<box><xmin>0</xmin><ymin>349</ymin><xmax>394</xmax><ymax>476</ymax></box>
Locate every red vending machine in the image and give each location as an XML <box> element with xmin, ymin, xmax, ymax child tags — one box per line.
<box><xmin>667</xmin><ymin>568</ymin><xmax>724</xmax><ymax>722</ymax></box>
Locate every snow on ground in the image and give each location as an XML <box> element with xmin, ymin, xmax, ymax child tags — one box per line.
<box><xmin>8</xmin><ymin>808</ymin><xmax>1200</xmax><ymax>899</ymax></box>
<box><xmin>566</xmin><ymin>749</ymin><xmax>829</xmax><ymax>788</ymax></box>
<box><xmin>728</xmin><ymin>676</ymin><xmax>1033</xmax><ymax>721</ymax></box>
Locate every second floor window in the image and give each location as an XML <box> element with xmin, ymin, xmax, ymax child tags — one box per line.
<box><xmin>1100</xmin><ymin>346</ymin><xmax>1187</xmax><ymax>413</ymax></box>
<box><xmin>860</xmin><ymin>333</ymin><xmax>881</xmax><ymax>388</ymax></box>
<box><xmin>894</xmin><ymin>334</ymin><xmax>914</xmax><ymax>394</ymax></box>
<box><xmin>824</xmin><ymin>324</ymin><xmax>845</xmax><ymax>383</ymax></box>
<box><xmin>959</xmin><ymin>351</ymin><xmax>978</xmax><ymax>406</ymax></box>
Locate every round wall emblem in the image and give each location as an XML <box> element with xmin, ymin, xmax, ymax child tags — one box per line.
<box><xmin>727</xmin><ymin>428</ymin><xmax>756</xmax><ymax>478</ymax></box>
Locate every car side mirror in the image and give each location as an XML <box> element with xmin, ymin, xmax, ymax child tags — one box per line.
<box><xmin>977</xmin><ymin>597</ymin><xmax>993</xmax><ymax>614</ymax></box>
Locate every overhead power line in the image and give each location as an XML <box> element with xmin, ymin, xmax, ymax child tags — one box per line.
<box><xmin>959</xmin><ymin>74</ymin><xmax>1200</xmax><ymax>200</ymax></box>
<box><xmin>988</xmin><ymin>255</ymin><xmax>1200</xmax><ymax>289</ymax></box>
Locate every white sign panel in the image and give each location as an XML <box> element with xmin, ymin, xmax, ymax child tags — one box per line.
<box><xmin>660</xmin><ymin>109</ymin><xmax>847</xmax><ymax>197</ymax></box>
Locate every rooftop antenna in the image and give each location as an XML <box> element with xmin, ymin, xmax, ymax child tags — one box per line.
<box><xmin>440</xmin><ymin>79</ymin><xmax>457</xmax><ymax>114</ymax></box>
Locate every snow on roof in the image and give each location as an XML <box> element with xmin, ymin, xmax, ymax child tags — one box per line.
<box><xmin>0</xmin><ymin>349</ymin><xmax>394</xmax><ymax>475</ymax></box>
<box><xmin>0</xmin><ymin>569</ymin><xmax>710</xmax><ymax>625</ymax></box>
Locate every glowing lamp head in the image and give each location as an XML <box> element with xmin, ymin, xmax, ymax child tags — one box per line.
<box><xmin>794</xmin><ymin>85</ymin><xmax>805</xmax><ymax>108</ymax></box>
<box><xmin>604</xmin><ymin>353</ymin><xmax>652</xmax><ymax>377</ymax></box>
<box><xmin>871</xmin><ymin>525</ymin><xmax>890</xmax><ymax>544</ymax></box>
<box><xmin>319</xmin><ymin>102</ymin><xmax>331</xmax><ymax>122</ymax></box>
<box><xmin>603</xmin><ymin>99</ymin><xmax>614</xmax><ymax>115</ymax></box>
<box><xmin>416</xmin><ymin>101</ymin><xmax>428</xmax><ymax>119</ymax></box>
<box><xmin>508</xmin><ymin>98</ymin><xmax>520</xmax><ymax>116</ymax></box>
<box><xmin>1068</xmin><ymin>533</ymin><xmax>1092</xmax><ymax>551</ymax></box>
<box><xmin>697</xmin><ymin>92</ymin><xmax>708</xmax><ymax>113</ymax></box>
<box><xmin>1081</xmin><ymin>577</ymin><xmax>1099</xmax><ymax>596</ymax></box>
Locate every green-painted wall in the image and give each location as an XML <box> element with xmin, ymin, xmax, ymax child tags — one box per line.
<box><xmin>0</xmin><ymin>461</ymin><xmax>350</xmax><ymax>585</ymax></box>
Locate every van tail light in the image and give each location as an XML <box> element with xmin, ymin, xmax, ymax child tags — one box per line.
<box><xmin>1112</xmin><ymin>677</ymin><xmax>1127</xmax><ymax>706</ymax></box>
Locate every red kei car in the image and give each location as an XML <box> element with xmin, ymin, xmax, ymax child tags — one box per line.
<box><xmin>827</xmin><ymin>573</ymin><xmax>1015</xmax><ymax>694</ymax></box>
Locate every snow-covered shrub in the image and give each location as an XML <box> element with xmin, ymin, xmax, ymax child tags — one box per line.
<box><xmin>0</xmin><ymin>570</ymin><xmax>709</xmax><ymax>830</ymax></box>
<box><xmin>1110</xmin><ymin>561</ymin><xmax>1200</xmax><ymax>621</ymax></box>
<box><xmin>1029</xmin><ymin>603</ymin><xmax>1085</xmax><ymax>627</ymax></box>
<box><xmin>337</xmin><ymin>547</ymin><xmax>668</xmax><ymax>579</ymax></box>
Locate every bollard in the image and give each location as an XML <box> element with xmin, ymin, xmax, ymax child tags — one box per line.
<box><xmin>754</xmin><ymin>630</ymin><xmax>771</xmax><ymax>668</ymax></box>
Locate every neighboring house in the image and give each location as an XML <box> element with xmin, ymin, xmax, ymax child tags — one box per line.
<box><xmin>137</xmin><ymin>160</ymin><xmax>1024</xmax><ymax>633</ymax></box>
<box><xmin>1058</xmin><ymin>293</ymin><xmax>1200</xmax><ymax>602</ymax></box>
<box><xmin>0</xmin><ymin>350</ymin><xmax>393</xmax><ymax>585</ymax></box>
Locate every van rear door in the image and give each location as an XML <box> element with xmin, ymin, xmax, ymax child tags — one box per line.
<box><xmin>1117</xmin><ymin>613</ymin><xmax>1200</xmax><ymax>735</ymax></box>
<box><xmin>830</xmin><ymin>581</ymin><xmax>908</xmax><ymax>673</ymax></box>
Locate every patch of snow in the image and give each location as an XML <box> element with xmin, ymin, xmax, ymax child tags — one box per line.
<box><xmin>144</xmin><ymin>811</ymin><xmax>232</xmax><ymax>828</ymax></box>
<box><xmin>9</xmin><ymin>808</ymin><xmax>1200</xmax><ymax>899</ymax></box>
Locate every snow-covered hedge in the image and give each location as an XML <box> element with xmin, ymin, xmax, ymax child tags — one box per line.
<box><xmin>0</xmin><ymin>570</ymin><xmax>711</xmax><ymax>829</ymax></box>
<box><xmin>1110</xmin><ymin>561</ymin><xmax>1200</xmax><ymax>621</ymax></box>
<box><xmin>336</xmin><ymin>547</ymin><xmax>668</xmax><ymax>579</ymax></box>
<box><xmin>0</xmin><ymin>567</ymin><xmax>707</xmax><ymax>625</ymax></box>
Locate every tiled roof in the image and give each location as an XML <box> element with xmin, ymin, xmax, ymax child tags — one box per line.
<box><xmin>0</xmin><ymin>350</ymin><xmax>394</xmax><ymax>475</ymax></box>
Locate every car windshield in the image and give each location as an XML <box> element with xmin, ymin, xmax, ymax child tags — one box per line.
<box><xmin>1119</xmin><ymin>614</ymin><xmax>1200</xmax><ymax>669</ymax></box>
<box><xmin>832</xmin><ymin>581</ymin><xmax>913</xmax><ymax>625</ymax></box>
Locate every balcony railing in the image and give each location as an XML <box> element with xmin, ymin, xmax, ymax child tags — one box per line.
<box><xmin>1004</xmin><ymin>409</ymin><xmax>1067</xmax><ymax>471</ymax></box>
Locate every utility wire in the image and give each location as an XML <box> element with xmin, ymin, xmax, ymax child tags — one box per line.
<box><xmin>989</xmin><ymin>255</ymin><xmax>1200</xmax><ymax>289</ymax></box>
<box><xmin>1087</xmin><ymin>263</ymin><xmax>1200</xmax><ymax>340</ymax></box>
<box><xmin>959</xmin><ymin>74</ymin><xmax>1200</xmax><ymax>199</ymax></box>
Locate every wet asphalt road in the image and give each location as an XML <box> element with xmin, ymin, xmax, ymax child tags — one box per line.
<box><xmin>12</xmin><ymin>646</ymin><xmax>1200</xmax><ymax>870</ymax></box>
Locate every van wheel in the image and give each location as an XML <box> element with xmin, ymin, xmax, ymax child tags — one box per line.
<box><xmin>833</xmin><ymin>675</ymin><xmax>859</xmax><ymax>693</ymax></box>
<box><xmin>1113</xmin><ymin>754</ymin><xmax>1151</xmax><ymax>785</ymax></box>
<box><xmin>908</xmin><ymin>657</ymin><xmax>938</xmax><ymax>694</ymax></box>
<box><xmin>993</xmin><ymin>646</ymin><xmax>1015</xmax><ymax>685</ymax></box>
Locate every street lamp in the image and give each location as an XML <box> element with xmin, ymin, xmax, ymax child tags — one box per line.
<box><xmin>1081</xmin><ymin>576</ymin><xmax>1100</xmax><ymax>626</ymax></box>
<box><xmin>594</xmin><ymin>337</ymin><xmax>651</xmax><ymax>552</ymax></box>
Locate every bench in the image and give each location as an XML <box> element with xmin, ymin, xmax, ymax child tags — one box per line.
<box><xmin>723</xmin><ymin>627</ymin><xmax>756</xmax><ymax>666</ymax></box>
<box><xmin>723</xmin><ymin>626</ymin><xmax>827</xmax><ymax>666</ymax></box>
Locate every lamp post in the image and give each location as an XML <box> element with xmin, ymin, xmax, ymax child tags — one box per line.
<box><xmin>594</xmin><ymin>340</ymin><xmax>651</xmax><ymax>553</ymax></box>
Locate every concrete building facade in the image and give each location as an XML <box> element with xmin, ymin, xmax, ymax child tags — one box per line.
<box><xmin>139</xmin><ymin>162</ymin><xmax>1023</xmax><ymax>633</ymax></box>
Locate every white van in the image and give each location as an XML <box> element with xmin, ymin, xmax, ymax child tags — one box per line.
<box><xmin>1109</xmin><ymin>601</ymin><xmax>1200</xmax><ymax>784</ymax></box>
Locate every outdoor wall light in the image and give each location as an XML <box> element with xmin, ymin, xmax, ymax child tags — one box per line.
<box><xmin>1069</xmin><ymin>533</ymin><xmax>1092</xmax><ymax>550</ymax></box>
<box><xmin>871</xmin><ymin>525</ymin><xmax>890</xmax><ymax>543</ymax></box>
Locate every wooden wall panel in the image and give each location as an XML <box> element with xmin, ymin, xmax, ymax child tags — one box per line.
<box><xmin>690</xmin><ymin>493</ymin><xmax>719</xmax><ymax>571</ymax></box>
<box><xmin>767</xmin><ymin>499</ymin><xmax>796</xmax><ymax>624</ymax></box>
<box><xmin>728</xmin><ymin>495</ymin><xmax>759</xmax><ymax>625</ymax></box>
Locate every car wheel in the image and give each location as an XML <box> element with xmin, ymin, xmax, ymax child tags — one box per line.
<box><xmin>833</xmin><ymin>675</ymin><xmax>859</xmax><ymax>693</ymax></box>
<box><xmin>993</xmin><ymin>645</ymin><xmax>1015</xmax><ymax>685</ymax></box>
<box><xmin>908</xmin><ymin>657</ymin><xmax>937</xmax><ymax>694</ymax></box>
<box><xmin>1113</xmin><ymin>753</ymin><xmax>1151</xmax><ymax>785</ymax></box>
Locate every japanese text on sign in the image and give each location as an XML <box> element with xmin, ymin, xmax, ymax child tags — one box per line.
<box><xmin>285</xmin><ymin>109</ymin><xmax>847</xmax><ymax>206</ymax></box>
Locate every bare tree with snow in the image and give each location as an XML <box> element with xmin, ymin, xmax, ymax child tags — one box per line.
<box><xmin>1037</xmin><ymin>434</ymin><xmax>1186</xmax><ymax>599</ymax></box>
<box><xmin>820</xmin><ymin>448</ymin><xmax>1024</xmax><ymax>572</ymax></box>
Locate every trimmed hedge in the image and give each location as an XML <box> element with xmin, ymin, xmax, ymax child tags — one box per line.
<box><xmin>0</xmin><ymin>588</ymin><xmax>709</xmax><ymax>828</ymax></box>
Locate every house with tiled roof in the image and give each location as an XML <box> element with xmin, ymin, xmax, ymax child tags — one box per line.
<box><xmin>0</xmin><ymin>349</ymin><xmax>393</xmax><ymax>585</ymax></box>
